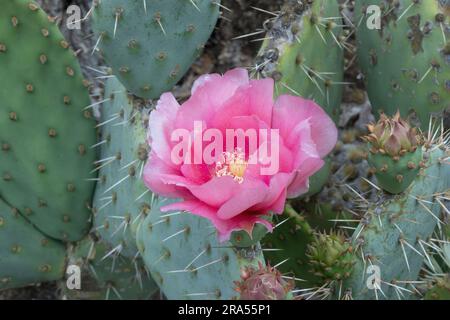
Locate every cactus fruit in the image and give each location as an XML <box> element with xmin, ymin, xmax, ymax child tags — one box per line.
<box><xmin>256</xmin><ymin>0</ymin><xmax>344</xmax><ymax>122</ymax></box>
<box><xmin>0</xmin><ymin>0</ymin><xmax>97</xmax><ymax>241</ymax></box>
<box><xmin>136</xmin><ymin>197</ymin><xmax>265</xmax><ymax>300</ymax></box>
<box><xmin>62</xmin><ymin>236</ymin><xmax>159</xmax><ymax>300</ymax></box>
<box><xmin>0</xmin><ymin>199</ymin><xmax>67</xmax><ymax>290</ymax></box>
<box><xmin>355</xmin><ymin>0</ymin><xmax>450</xmax><ymax>129</ymax></box>
<box><xmin>364</xmin><ymin>112</ymin><xmax>423</xmax><ymax>194</ymax></box>
<box><xmin>340</xmin><ymin>146</ymin><xmax>449</xmax><ymax>300</ymax></box>
<box><xmin>91</xmin><ymin>0</ymin><xmax>221</xmax><ymax>99</ymax></box>
<box><xmin>92</xmin><ymin>77</ymin><xmax>153</xmax><ymax>258</ymax></box>
<box><xmin>234</xmin><ymin>262</ymin><xmax>294</xmax><ymax>300</ymax></box>
<box><xmin>306</xmin><ymin>231</ymin><xmax>355</xmax><ymax>283</ymax></box>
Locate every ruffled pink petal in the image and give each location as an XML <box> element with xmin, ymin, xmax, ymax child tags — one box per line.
<box><xmin>286</xmin><ymin>173</ymin><xmax>310</xmax><ymax>198</ymax></box>
<box><xmin>143</xmin><ymin>152</ymin><xmax>192</xmax><ymax>199</ymax></box>
<box><xmin>191</xmin><ymin>68</ymin><xmax>249</xmax><ymax>95</ymax></box>
<box><xmin>265</xmin><ymin>187</ymin><xmax>287</xmax><ymax>214</ymax></box>
<box><xmin>273</xmin><ymin>95</ymin><xmax>337</xmax><ymax>158</ymax></box>
<box><xmin>286</xmin><ymin>158</ymin><xmax>324</xmax><ymax>198</ymax></box>
<box><xmin>161</xmin><ymin>200</ymin><xmax>273</xmax><ymax>242</ymax></box>
<box><xmin>217</xmin><ymin>179</ymin><xmax>268</xmax><ymax>219</ymax></box>
<box><xmin>211</xmin><ymin>80</ymin><xmax>274</xmax><ymax>130</ymax></box>
<box><xmin>175</xmin><ymin>69</ymin><xmax>249</xmax><ymax>131</ymax></box>
<box><xmin>186</xmin><ymin>176</ymin><xmax>243</xmax><ymax>208</ymax></box>
<box><xmin>287</xmin><ymin>119</ymin><xmax>321</xmax><ymax>169</ymax></box>
<box><xmin>214</xmin><ymin>115</ymin><xmax>270</xmax><ymax>159</ymax></box>
<box><xmin>245</xmin><ymin>134</ymin><xmax>294</xmax><ymax>180</ymax></box>
<box><xmin>148</xmin><ymin>93</ymin><xmax>180</xmax><ymax>167</ymax></box>
<box><xmin>180</xmin><ymin>163</ymin><xmax>212</xmax><ymax>185</ymax></box>
<box><xmin>251</xmin><ymin>172</ymin><xmax>291</xmax><ymax>211</ymax></box>
<box><xmin>284</xmin><ymin>118</ymin><xmax>325</xmax><ymax>198</ymax></box>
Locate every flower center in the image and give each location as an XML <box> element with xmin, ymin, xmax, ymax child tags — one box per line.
<box><xmin>215</xmin><ymin>149</ymin><xmax>247</xmax><ymax>184</ymax></box>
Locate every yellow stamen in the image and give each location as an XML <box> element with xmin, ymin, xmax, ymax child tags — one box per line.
<box><xmin>215</xmin><ymin>149</ymin><xmax>247</xmax><ymax>184</ymax></box>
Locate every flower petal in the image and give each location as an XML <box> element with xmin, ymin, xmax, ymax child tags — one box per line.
<box><xmin>148</xmin><ymin>93</ymin><xmax>180</xmax><ymax>167</ymax></box>
<box><xmin>273</xmin><ymin>95</ymin><xmax>337</xmax><ymax>158</ymax></box>
<box><xmin>175</xmin><ymin>69</ymin><xmax>249</xmax><ymax>130</ymax></box>
<box><xmin>212</xmin><ymin>79</ymin><xmax>274</xmax><ymax>129</ymax></box>
<box><xmin>143</xmin><ymin>152</ymin><xmax>192</xmax><ymax>198</ymax></box>
<box><xmin>217</xmin><ymin>179</ymin><xmax>268</xmax><ymax>219</ymax></box>
<box><xmin>161</xmin><ymin>200</ymin><xmax>273</xmax><ymax>242</ymax></box>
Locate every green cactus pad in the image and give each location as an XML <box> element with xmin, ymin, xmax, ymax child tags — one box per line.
<box><xmin>341</xmin><ymin>147</ymin><xmax>449</xmax><ymax>300</ymax></box>
<box><xmin>92</xmin><ymin>77</ymin><xmax>153</xmax><ymax>258</ymax></box>
<box><xmin>256</xmin><ymin>0</ymin><xmax>344</xmax><ymax>122</ymax></box>
<box><xmin>136</xmin><ymin>197</ymin><xmax>266</xmax><ymax>300</ymax></box>
<box><xmin>368</xmin><ymin>147</ymin><xmax>422</xmax><ymax>194</ymax></box>
<box><xmin>0</xmin><ymin>0</ymin><xmax>97</xmax><ymax>241</ymax></box>
<box><xmin>262</xmin><ymin>205</ymin><xmax>319</xmax><ymax>287</ymax></box>
<box><xmin>62</xmin><ymin>236</ymin><xmax>158</xmax><ymax>300</ymax></box>
<box><xmin>356</xmin><ymin>0</ymin><xmax>450</xmax><ymax>129</ymax></box>
<box><xmin>0</xmin><ymin>198</ymin><xmax>66</xmax><ymax>290</ymax></box>
<box><xmin>303</xmin><ymin>159</ymin><xmax>332</xmax><ymax>197</ymax></box>
<box><xmin>92</xmin><ymin>0</ymin><xmax>220</xmax><ymax>99</ymax></box>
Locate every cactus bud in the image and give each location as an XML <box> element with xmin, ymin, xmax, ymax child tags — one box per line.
<box><xmin>364</xmin><ymin>113</ymin><xmax>424</xmax><ymax>194</ymax></box>
<box><xmin>306</xmin><ymin>231</ymin><xmax>355</xmax><ymax>283</ymax></box>
<box><xmin>235</xmin><ymin>263</ymin><xmax>293</xmax><ymax>300</ymax></box>
<box><xmin>365</xmin><ymin>112</ymin><xmax>420</xmax><ymax>157</ymax></box>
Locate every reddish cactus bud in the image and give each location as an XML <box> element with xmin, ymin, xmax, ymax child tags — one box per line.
<box><xmin>235</xmin><ymin>263</ymin><xmax>293</xmax><ymax>300</ymax></box>
<box><xmin>364</xmin><ymin>111</ymin><xmax>422</xmax><ymax>157</ymax></box>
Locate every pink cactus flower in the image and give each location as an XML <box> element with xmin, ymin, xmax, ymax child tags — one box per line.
<box><xmin>143</xmin><ymin>68</ymin><xmax>337</xmax><ymax>241</ymax></box>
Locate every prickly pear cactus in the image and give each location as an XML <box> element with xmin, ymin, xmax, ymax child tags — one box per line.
<box><xmin>0</xmin><ymin>0</ymin><xmax>97</xmax><ymax>241</ymax></box>
<box><xmin>256</xmin><ymin>0</ymin><xmax>344</xmax><ymax>122</ymax></box>
<box><xmin>0</xmin><ymin>199</ymin><xmax>67</xmax><ymax>290</ymax></box>
<box><xmin>62</xmin><ymin>236</ymin><xmax>159</xmax><ymax>300</ymax></box>
<box><xmin>91</xmin><ymin>0</ymin><xmax>221</xmax><ymax>99</ymax></box>
<box><xmin>136</xmin><ymin>197</ymin><xmax>266</xmax><ymax>300</ymax></box>
<box><xmin>92</xmin><ymin>77</ymin><xmax>153</xmax><ymax>258</ymax></box>
<box><xmin>340</xmin><ymin>146</ymin><xmax>449</xmax><ymax>300</ymax></box>
<box><xmin>355</xmin><ymin>0</ymin><xmax>450</xmax><ymax>128</ymax></box>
